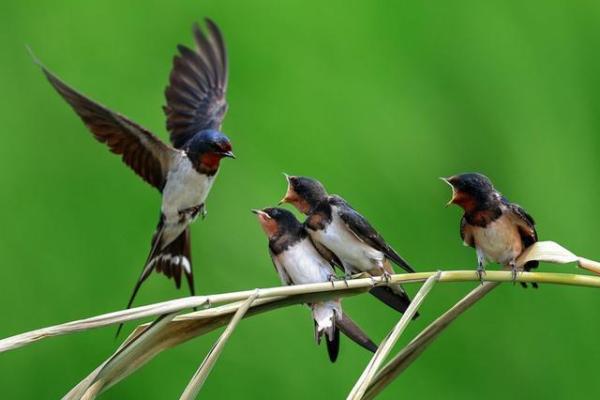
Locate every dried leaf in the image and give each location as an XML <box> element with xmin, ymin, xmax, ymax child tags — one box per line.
<box><xmin>347</xmin><ymin>272</ymin><xmax>441</xmax><ymax>399</ymax></box>
<box><xmin>516</xmin><ymin>241</ymin><xmax>578</xmax><ymax>267</ymax></box>
<box><xmin>180</xmin><ymin>290</ymin><xmax>259</xmax><ymax>399</ymax></box>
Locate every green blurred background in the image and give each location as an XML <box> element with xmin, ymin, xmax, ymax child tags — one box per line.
<box><xmin>1</xmin><ymin>0</ymin><xmax>600</xmax><ymax>398</ymax></box>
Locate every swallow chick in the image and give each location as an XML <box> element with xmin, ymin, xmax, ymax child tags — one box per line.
<box><xmin>442</xmin><ymin>173</ymin><xmax>539</xmax><ymax>288</ymax></box>
<box><xmin>253</xmin><ymin>207</ymin><xmax>378</xmax><ymax>362</ymax></box>
<box><xmin>280</xmin><ymin>176</ymin><xmax>417</xmax><ymax>317</ymax></box>
<box><xmin>33</xmin><ymin>20</ymin><xmax>234</xmax><ymax>318</ymax></box>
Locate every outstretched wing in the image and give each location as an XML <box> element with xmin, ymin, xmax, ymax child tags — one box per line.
<box><xmin>330</xmin><ymin>196</ymin><xmax>414</xmax><ymax>273</ymax></box>
<box><xmin>164</xmin><ymin>19</ymin><xmax>228</xmax><ymax>148</ymax></box>
<box><xmin>36</xmin><ymin>57</ymin><xmax>176</xmax><ymax>191</ymax></box>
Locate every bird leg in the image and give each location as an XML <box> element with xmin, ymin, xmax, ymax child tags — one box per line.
<box><xmin>178</xmin><ymin>204</ymin><xmax>204</xmax><ymax>223</ymax></box>
<box><xmin>381</xmin><ymin>269</ymin><xmax>392</xmax><ymax>283</ymax></box>
<box><xmin>476</xmin><ymin>248</ymin><xmax>486</xmax><ymax>285</ymax></box>
<box><xmin>328</xmin><ymin>274</ymin><xmax>337</xmax><ymax>288</ymax></box>
<box><xmin>509</xmin><ymin>260</ymin><xmax>519</xmax><ymax>285</ymax></box>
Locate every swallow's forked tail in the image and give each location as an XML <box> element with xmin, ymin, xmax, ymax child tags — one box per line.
<box><xmin>369</xmin><ymin>286</ymin><xmax>419</xmax><ymax>319</ymax></box>
<box><xmin>337</xmin><ymin>313</ymin><xmax>378</xmax><ymax>353</ymax></box>
<box><xmin>115</xmin><ymin>225</ymin><xmax>194</xmax><ymax>338</ymax></box>
<box><xmin>312</xmin><ymin>300</ymin><xmax>342</xmax><ymax>363</ymax></box>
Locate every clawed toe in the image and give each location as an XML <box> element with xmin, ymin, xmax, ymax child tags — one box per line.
<box><xmin>476</xmin><ymin>266</ymin><xmax>486</xmax><ymax>285</ymax></box>
<box><xmin>328</xmin><ymin>274</ymin><xmax>336</xmax><ymax>288</ymax></box>
<box><xmin>343</xmin><ymin>273</ymin><xmax>352</xmax><ymax>287</ymax></box>
<box><xmin>382</xmin><ymin>271</ymin><xmax>392</xmax><ymax>283</ymax></box>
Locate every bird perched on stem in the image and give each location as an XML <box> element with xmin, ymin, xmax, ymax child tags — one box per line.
<box><xmin>279</xmin><ymin>175</ymin><xmax>417</xmax><ymax>317</ymax></box>
<box><xmin>442</xmin><ymin>173</ymin><xmax>539</xmax><ymax>288</ymax></box>
<box><xmin>253</xmin><ymin>207</ymin><xmax>378</xmax><ymax>362</ymax></box>
<box><xmin>32</xmin><ymin>19</ymin><xmax>235</xmax><ymax>329</ymax></box>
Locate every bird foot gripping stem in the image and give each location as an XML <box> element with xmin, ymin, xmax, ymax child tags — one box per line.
<box><xmin>476</xmin><ymin>265</ymin><xmax>486</xmax><ymax>285</ymax></box>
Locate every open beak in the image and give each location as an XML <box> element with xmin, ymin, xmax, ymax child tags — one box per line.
<box><xmin>278</xmin><ymin>173</ymin><xmax>294</xmax><ymax>205</ymax></box>
<box><xmin>440</xmin><ymin>177</ymin><xmax>457</xmax><ymax>207</ymax></box>
<box><xmin>221</xmin><ymin>150</ymin><xmax>236</xmax><ymax>159</ymax></box>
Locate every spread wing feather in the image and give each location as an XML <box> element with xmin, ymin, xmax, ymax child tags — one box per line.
<box><xmin>164</xmin><ymin>19</ymin><xmax>228</xmax><ymax>148</ymax></box>
<box><xmin>36</xmin><ymin>56</ymin><xmax>175</xmax><ymax>191</ymax></box>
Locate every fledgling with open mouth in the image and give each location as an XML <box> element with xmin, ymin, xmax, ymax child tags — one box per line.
<box><xmin>442</xmin><ymin>173</ymin><xmax>539</xmax><ymax>288</ymax></box>
<box><xmin>279</xmin><ymin>175</ymin><xmax>417</xmax><ymax>317</ymax></box>
<box><xmin>253</xmin><ymin>207</ymin><xmax>378</xmax><ymax>362</ymax></box>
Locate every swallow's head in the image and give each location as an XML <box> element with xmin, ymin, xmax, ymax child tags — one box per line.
<box><xmin>441</xmin><ymin>173</ymin><xmax>496</xmax><ymax>211</ymax></box>
<box><xmin>186</xmin><ymin>129</ymin><xmax>235</xmax><ymax>171</ymax></box>
<box><xmin>279</xmin><ymin>175</ymin><xmax>328</xmax><ymax>214</ymax></box>
<box><xmin>252</xmin><ymin>207</ymin><xmax>302</xmax><ymax>239</ymax></box>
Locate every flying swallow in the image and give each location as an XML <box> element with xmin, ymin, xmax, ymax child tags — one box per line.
<box><xmin>279</xmin><ymin>176</ymin><xmax>417</xmax><ymax>317</ymax></box>
<box><xmin>33</xmin><ymin>20</ymin><xmax>235</xmax><ymax>319</ymax></box>
<box><xmin>252</xmin><ymin>207</ymin><xmax>378</xmax><ymax>362</ymax></box>
<box><xmin>442</xmin><ymin>173</ymin><xmax>539</xmax><ymax>288</ymax></box>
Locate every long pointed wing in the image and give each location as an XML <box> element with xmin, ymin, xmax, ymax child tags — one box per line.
<box><xmin>164</xmin><ymin>19</ymin><xmax>228</xmax><ymax>148</ymax></box>
<box><xmin>460</xmin><ymin>216</ymin><xmax>475</xmax><ymax>247</ymax></box>
<box><xmin>269</xmin><ymin>249</ymin><xmax>293</xmax><ymax>286</ymax></box>
<box><xmin>506</xmin><ymin>202</ymin><xmax>538</xmax><ymax>246</ymax></box>
<box><xmin>35</xmin><ymin>56</ymin><xmax>176</xmax><ymax>191</ymax></box>
<box><xmin>330</xmin><ymin>196</ymin><xmax>414</xmax><ymax>273</ymax></box>
<box><xmin>308</xmin><ymin>236</ymin><xmax>344</xmax><ymax>273</ymax></box>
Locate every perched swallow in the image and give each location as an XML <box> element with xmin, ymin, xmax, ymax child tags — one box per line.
<box><xmin>442</xmin><ymin>173</ymin><xmax>539</xmax><ymax>288</ymax></box>
<box><xmin>280</xmin><ymin>176</ymin><xmax>417</xmax><ymax>317</ymax></box>
<box><xmin>253</xmin><ymin>207</ymin><xmax>378</xmax><ymax>362</ymax></box>
<box><xmin>33</xmin><ymin>20</ymin><xmax>234</xmax><ymax>316</ymax></box>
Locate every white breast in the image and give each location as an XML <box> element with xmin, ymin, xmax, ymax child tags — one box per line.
<box><xmin>309</xmin><ymin>207</ymin><xmax>383</xmax><ymax>273</ymax></box>
<box><xmin>279</xmin><ymin>239</ymin><xmax>335</xmax><ymax>285</ymax></box>
<box><xmin>473</xmin><ymin>216</ymin><xmax>523</xmax><ymax>265</ymax></box>
<box><xmin>161</xmin><ymin>154</ymin><xmax>216</xmax><ymax>223</ymax></box>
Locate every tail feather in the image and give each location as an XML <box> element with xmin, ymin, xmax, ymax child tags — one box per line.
<box><xmin>521</xmin><ymin>260</ymin><xmax>539</xmax><ymax>289</ymax></box>
<box><xmin>116</xmin><ymin>224</ymin><xmax>194</xmax><ymax>338</ymax></box>
<box><xmin>369</xmin><ymin>286</ymin><xmax>419</xmax><ymax>319</ymax></box>
<box><xmin>312</xmin><ymin>301</ymin><xmax>342</xmax><ymax>363</ymax></box>
<box><xmin>152</xmin><ymin>228</ymin><xmax>193</xmax><ymax>292</ymax></box>
<box><xmin>326</xmin><ymin>326</ymin><xmax>340</xmax><ymax>363</ymax></box>
<box><xmin>338</xmin><ymin>312</ymin><xmax>378</xmax><ymax>353</ymax></box>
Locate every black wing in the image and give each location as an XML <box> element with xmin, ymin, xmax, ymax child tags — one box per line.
<box><xmin>269</xmin><ymin>249</ymin><xmax>293</xmax><ymax>286</ymax></box>
<box><xmin>331</xmin><ymin>196</ymin><xmax>414</xmax><ymax>273</ymax></box>
<box><xmin>460</xmin><ymin>216</ymin><xmax>475</xmax><ymax>248</ymax></box>
<box><xmin>502</xmin><ymin>198</ymin><xmax>538</xmax><ymax>247</ymax></box>
<box><xmin>503</xmin><ymin>198</ymin><xmax>539</xmax><ymax>286</ymax></box>
<box><xmin>35</xmin><ymin>56</ymin><xmax>175</xmax><ymax>191</ymax></box>
<box><xmin>309</xmin><ymin>235</ymin><xmax>344</xmax><ymax>273</ymax></box>
<box><xmin>164</xmin><ymin>19</ymin><xmax>228</xmax><ymax>148</ymax></box>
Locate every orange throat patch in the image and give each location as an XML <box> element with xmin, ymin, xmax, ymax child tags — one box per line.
<box><xmin>258</xmin><ymin>216</ymin><xmax>279</xmax><ymax>237</ymax></box>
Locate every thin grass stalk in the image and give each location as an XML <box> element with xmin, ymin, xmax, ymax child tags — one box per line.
<box><xmin>362</xmin><ymin>281</ymin><xmax>500</xmax><ymax>399</ymax></box>
<box><xmin>65</xmin><ymin>288</ymin><xmax>369</xmax><ymax>398</ymax></box>
<box><xmin>2</xmin><ymin>240</ymin><xmax>593</xmax><ymax>354</ymax></box>
<box><xmin>64</xmin><ymin>313</ymin><xmax>178</xmax><ymax>400</ymax></box>
<box><xmin>3</xmin><ymin>270</ymin><xmax>600</xmax><ymax>354</ymax></box>
<box><xmin>347</xmin><ymin>272</ymin><xmax>441</xmax><ymax>400</ymax></box>
<box><xmin>179</xmin><ymin>290</ymin><xmax>260</xmax><ymax>400</ymax></box>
